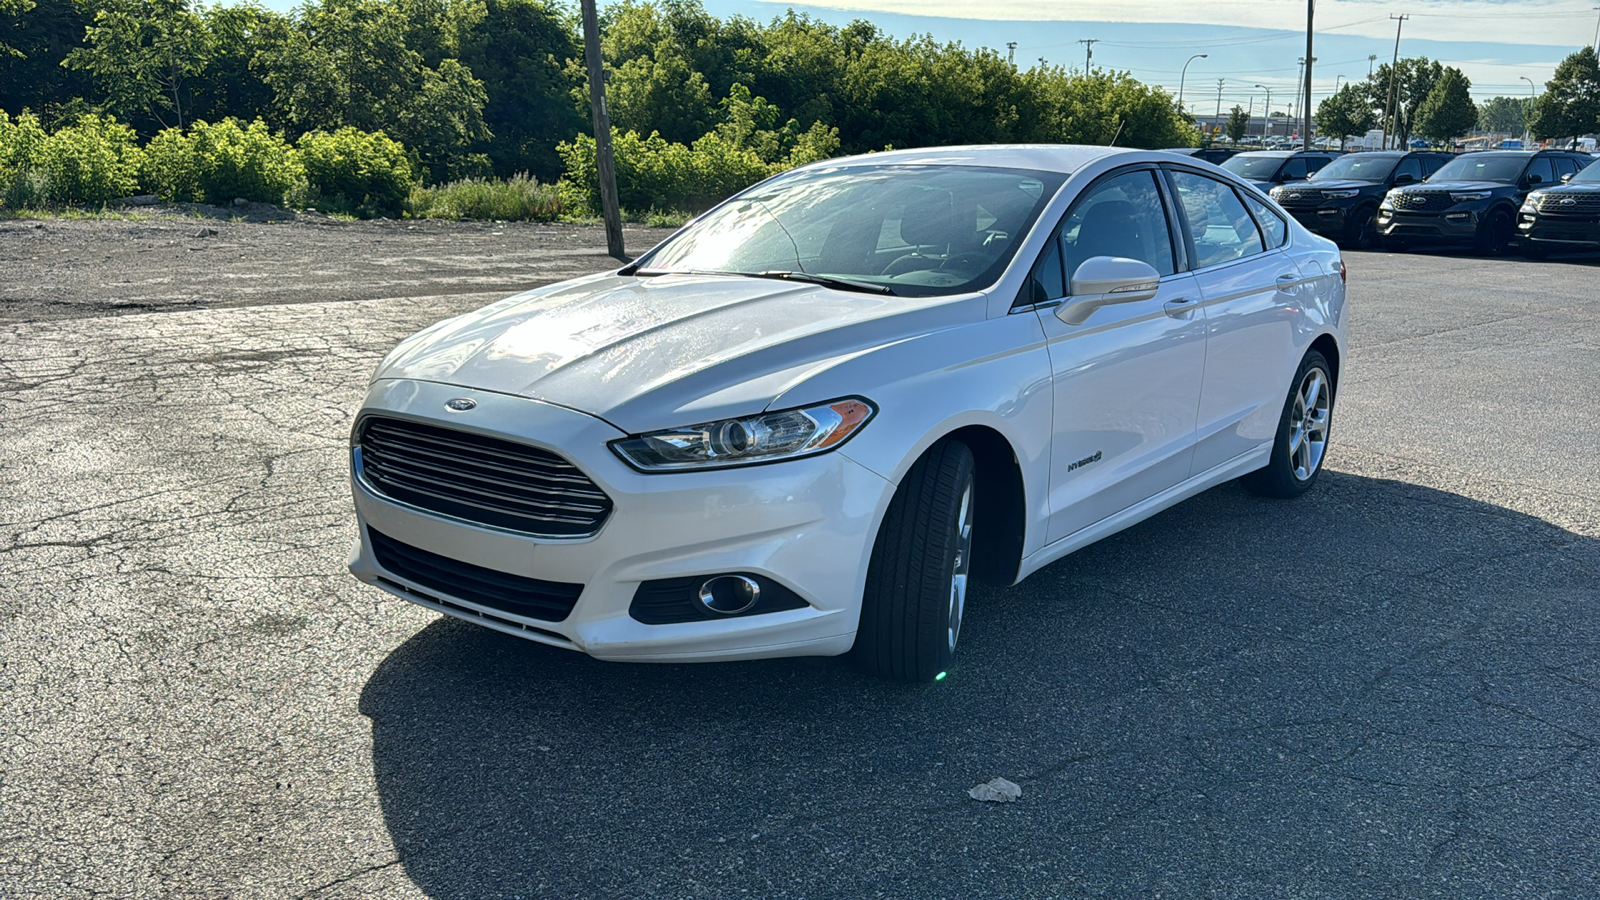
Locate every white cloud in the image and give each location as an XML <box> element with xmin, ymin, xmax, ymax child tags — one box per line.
<box><xmin>788</xmin><ymin>0</ymin><xmax>1600</xmax><ymax>48</ymax></box>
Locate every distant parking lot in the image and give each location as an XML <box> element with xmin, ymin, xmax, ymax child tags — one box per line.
<box><xmin>2</xmin><ymin>220</ymin><xmax>1598</xmax><ymax>898</ymax></box>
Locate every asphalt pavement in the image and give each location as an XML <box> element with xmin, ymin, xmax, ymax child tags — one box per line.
<box><xmin>2</xmin><ymin>230</ymin><xmax>1598</xmax><ymax>899</ymax></box>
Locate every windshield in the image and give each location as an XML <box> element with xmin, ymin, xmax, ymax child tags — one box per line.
<box><xmin>1220</xmin><ymin>155</ymin><xmax>1286</xmax><ymax>179</ymax></box>
<box><xmin>632</xmin><ymin>164</ymin><xmax>1066</xmax><ymax>297</ymax></box>
<box><xmin>1429</xmin><ymin>154</ymin><xmax>1526</xmax><ymax>183</ymax></box>
<box><xmin>1309</xmin><ymin>155</ymin><xmax>1398</xmax><ymax>182</ymax></box>
<box><xmin>1572</xmin><ymin>159</ymin><xmax>1600</xmax><ymax>184</ymax></box>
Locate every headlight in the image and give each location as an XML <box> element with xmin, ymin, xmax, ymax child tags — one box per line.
<box><xmin>610</xmin><ymin>398</ymin><xmax>876</xmax><ymax>471</ymax></box>
<box><xmin>1450</xmin><ymin>191</ymin><xmax>1493</xmax><ymax>202</ymax></box>
<box><xmin>1523</xmin><ymin>191</ymin><xmax>1546</xmax><ymax>211</ymax></box>
<box><xmin>1321</xmin><ymin>189</ymin><xmax>1360</xmax><ymax>199</ymax></box>
<box><xmin>1269</xmin><ymin>187</ymin><xmax>1285</xmax><ymax>199</ymax></box>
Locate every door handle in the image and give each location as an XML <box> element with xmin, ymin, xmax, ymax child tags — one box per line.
<box><xmin>1163</xmin><ymin>296</ymin><xmax>1198</xmax><ymax>316</ymax></box>
<box><xmin>1276</xmin><ymin>274</ymin><xmax>1298</xmax><ymax>283</ymax></box>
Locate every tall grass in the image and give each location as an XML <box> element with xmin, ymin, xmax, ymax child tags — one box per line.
<box><xmin>406</xmin><ymin>173</ymin><xmax>561</xmax><ymax>221</ymax></box>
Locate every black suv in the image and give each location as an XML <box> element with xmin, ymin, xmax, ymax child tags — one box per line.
<box><xmin>1269</xmin><ymin>150</ymin><xmax>1452</xmax><ymax>248</ymax></box>
<box><xmin>1219</xmin><ymin>150</ymin><xmax>1340</xmax><ymax>192</ymax></box>
<box><xmin>1377</xmin><ymin>150</ymin><xmax>1594</xmax><ymax>254</ymax></box>
<box><xmin>1161</xmin><ymin>147</ymin><xmax>1238</xmax><ymax>165</ymax></box>
<box><xmin>1517</xmin><ymin>154</ymin><xmax>1600</xmax><ymax>258</ymax></box>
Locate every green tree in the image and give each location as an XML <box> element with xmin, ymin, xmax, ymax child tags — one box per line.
<box><xmin>259</xmin><ymin>0</ymin><xmax>490</xmax><ymax>182</ymax></box>
<box><xmin>1</xmin><ymin>0</ymin><xmax>34</xmax><ymax>57</ymax></box>
<box><xmin>1225</xmin><ymin>104</ymin><xmax>1249</xmax><ymax>142</ymax></box>
<box><xmin>1364</xmin><ymin>57</ymin><xmax>1444</xmax><ymax>146</ymax></box>
<box><xmin>453</xmin><ymin>0</ymin><xmax>581</xmax><ymax>181</ymax></box>
<box><xmin>0</xmin><ymin>0</ymin><xmax>96</xmax><ymax>119</ymax></box>
<box><xmin>190</xmin><ymin>3</ymin><xmax>290</xmax><ymax>127</ymax></box>
<box><xmin>1414</xmin><ymin>66</ymin><xmax>1476</xmax><ymax>143</ymax></box>
<box><xmin>1018</xmin><ymin>67</ymin><xmax>1197</xmax><ymax>148</ymax></box>
<box><xmin>1477</xmin><ymin>96</ymin><xmax>1529</xmax><ymax>134</ymax></box>
<box><xmin>63</xmin><ymin>0</ymin><xmax>210</xmax><ymax>130</ymax></box>
<box><xmin>1530</xmin><ymin>46</ymin><xmax>1600</xmax><ymax>146</ymax></box>
<box><xmin>1315</xmin><ymin>84</ymin><xmax>1376</xmax><ymax>149</ymax></box>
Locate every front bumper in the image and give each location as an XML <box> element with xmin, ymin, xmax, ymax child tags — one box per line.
<box><xmin>1283</xmin><ymin>204</ymin><xmax>1352</xmax><ymax>238</ymax></box>
<box><xmin>1376</xmin><ymin>208</ymin><xmax>1481</xmax><ymax>243</ymax></box>
<box><xmin>1518</xmin><ymin>215</ymin><xmax>1600</xmax><ymax>249</ymax></box>
<box><xmin>347</xmin><ymin>379</ymin><xmax>893</xmax><ymax>662</ymax></box>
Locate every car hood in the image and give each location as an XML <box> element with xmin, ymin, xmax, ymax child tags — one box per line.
<box><xmin>1402</xmin><ymin>180</ymin><xmax>1508</xmax><ymax>192</ymax></box>
<box><xmin>373</xmin><ymin>272</ymin><xmax>977</xmax><ymax>433</ymax></box>
<box><xmin>1296</xmin><ymin>179</ymin><xmax>1382</xmax><ymax>192</ymax></box>
<box><xmin>1543</xmin><ymin>183</ymin><xmax>1600</xmax><ymax>194</ymax></box>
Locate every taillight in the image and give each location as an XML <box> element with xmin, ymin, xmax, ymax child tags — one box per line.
<box><xmin>1339</xmin><ymin>259</ymin><xmax>1347</xmax><ymax>284</ymax></box>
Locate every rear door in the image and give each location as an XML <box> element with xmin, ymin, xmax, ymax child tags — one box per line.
<box><xmin>1164</xmin><ymin>167</ymin><xmax>1304</xmax><ymax>475</ymax></box>
<box><xmin>1021</xmin><ymin>167</ymin><xmax>1207</xmax><ymax>543</ymax></box>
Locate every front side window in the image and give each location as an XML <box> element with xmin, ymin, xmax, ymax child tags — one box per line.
<box><xmin>1170</xmin><ymin>170</ymin><xmax>1265</xmax><ymax>268</ymax></box>
<box><xmin>1221</xmin><ymin>154</ymin><xmax>1289</xmax><ymax>180</ymax></box>
<box><xmin>1057</xmin><ymin>170</ymin><xmax>1177</xmax><ymax>287</ymax></box>
<box><xmin>1394</xmin><ymin>158</ymin><xmax>1424</xmax><ymax>182</ymax></box>
<box><xmin>634</xmin><ymin>164</ymin><xmax>1066</xmax><ymax>297</ymax></box>
<box><xmin>1525</xmin><ymin>158</ymin><xmax>1557</xmax><ymax>186</ymax></box>
<box><xmin>1281</xmin><ymin>158</ymin><xmax>1310</xmax><ymax>180</ymax></box>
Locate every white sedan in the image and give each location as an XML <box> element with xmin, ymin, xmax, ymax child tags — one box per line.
<box><xmin>347</xmin><ymin>145</ymin><xmax>1347</xmax><ymax>682</ymax></box>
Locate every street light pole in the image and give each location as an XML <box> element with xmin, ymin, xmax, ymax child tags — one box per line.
<box><xmin>1256</xmin><ymin>84</ymin><xmax>1272</xmax><ymax>140</ymax></box>
<box><xmin>1178</xmin><ymin>53</ymin><xmax>1208</xmax><ymax>112</ymax></box>
<box><xmin>1521</xmin><ymin>75</ymin><xmax>1537</xmax><ymax>147</ymax></box>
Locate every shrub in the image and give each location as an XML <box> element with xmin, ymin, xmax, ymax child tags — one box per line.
<box><xmin>0</xmin><ymin>112</ymin><xmax>49</xmax><ymax>209</ymax></box>
<box><xmin>405</xmin><ymin>173</ymin><xmax>561</xmax><ymax>221</ymax></box>
<box><xmin>559</xmin><ymin>129</ymin><xmax>770</xmax><ymax>217</ymax></box>
<box><xmin>296</xmin><ymin>127</ymin><xmax>415</xmax><ymax>218</ymax></box>
<box><xmin>142</xmin><ymin>119</ymin><xmax>303</xmax><ymax>205</ymax></box>
<box><xmin>35</xmin><ymin>114</ymin><xmax>143</xmax><ymax>206</ymax></box>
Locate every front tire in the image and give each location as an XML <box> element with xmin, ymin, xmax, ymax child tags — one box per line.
<box><xmin>853</xmin><ymin>440</ymin><xmax>975</xmax><ymax>683</ymax></box>
<box><xmin>1475</xmin><ymin>209</ymin><xmax>1514</xmax><ymax>255</ymax></box>
<box><xmin>1240</xmin><ymin>350</ymin><xmax>1334</xmax><ymax>499</ymax></box>
<box><xmin>1343</xmin><ymin>204</ymin><xmax>1378</xmax><ymax>249</ymax></box>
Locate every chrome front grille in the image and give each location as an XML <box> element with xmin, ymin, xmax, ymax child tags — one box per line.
<box><xmin>1536</xmin><ymin>192</ymin><xmax>1600</xmax><ymax>215</ymax></box>
<box><xmin>355</xmin><ymin>416</ymin><xmax>612</xmax><ymax>538</ymax></box>
<box><xmin>1274</xmin><ymin>189</ymin><xmax>1322</xmax><ymax>208</ymax></box>
<box><xmin>1391</xmin><ymin>192</ymin><xmax>1448</xmax><ymax>211</ymax></box>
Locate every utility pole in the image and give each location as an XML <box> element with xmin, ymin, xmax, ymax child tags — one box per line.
<box><xmin>1079</xmin><ymin>39</ymin><xmax>1098</xmax><ymax>73</ymax></box>
<box><xmin>1215</xmin><ymin>78</ymin><xmax>1225</xmax><ymax>133</ymax></box>
<box><xmin>1592</xmin><ymin>7</ymin><xmax>1599</xmax><ymax>52</ymax></box>
<box><xmin>1383</xmin><ymin>14</ymin><xmax>1408</xmax><ymax>150</ymax></box>
<box><xmin>1294</xmin><ymin>59</ymin><xmax>1306</xmax><ymax>122</ymax></box>
<box><xmin>581</xmin><ymin>0</ymin><xmax>624</xmax><ymax>260</ymax></box>
<box><xmin>1368</xmin><ymin>54</ymin><xmax>1378</xmax><ymax>78</ymax></box>
<box><xmin>1521</xmin><ymin>75</ymin><xmax>1536</xmax><ymax>147</ymax></box>
<box><xmin>1256</xmin><ymin>84</ymin><xmax>1272</xmax><ymax>140</ymax></box>
<box><xmin>1006</xmin><ymin>41</ymin><xmax>1017</xmax><ymax>65</ymax></box>
<box><xmin>1302</xmin><ymin>0</ymin><xmax>1315</xmax><ymax>149</ymax></box>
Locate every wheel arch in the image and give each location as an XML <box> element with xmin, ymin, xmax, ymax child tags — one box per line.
<box><xmin>1308</xmin><ymin>332</ymin><xmax>1341</xmax><ymax>392</ymax></box>
<box><xmin>927</xmin><ymin>425</ymin><xmax>1027</xmax><ymax>588</ymax></box>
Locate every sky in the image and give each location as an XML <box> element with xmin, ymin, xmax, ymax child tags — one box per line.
<box><xmin>696</xmin><ymin>0</ymin><xmax>1600</xmax><ymax>117</ymax></box>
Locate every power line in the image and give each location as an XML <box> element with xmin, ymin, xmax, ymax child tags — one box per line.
<box><xmin>1079</xmin><ymin>38</ymin><xmax>1098</xmax><ymax>72</ymax></box>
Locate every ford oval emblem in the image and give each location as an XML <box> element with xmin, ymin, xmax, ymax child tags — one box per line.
<box><xmin>444</xmin><ymin>398</ymin><xmax>477</xmax><ymax>412</ymax></box>
<box><xmin>1288</xmin><ymin>193</ymin><xmax>1301</xmax><ymax>200</ymax></box>
<box><xmin>1560</xmin><ymin>198</ymin><xmax>1577</xmax><ymax>206</ymax></box>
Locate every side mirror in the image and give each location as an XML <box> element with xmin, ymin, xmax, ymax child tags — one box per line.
<box><xmin>1562</xmin><ymin>172</ymin><xmax>1574</xmax><ymax>184</ymax></box>
<box><xmin>1057</xmin><ymin>257</ymin><xmax>1162</xmax><ymax>325</ymax></box>
<box><xmin>1392</xmin><ymin>173</ymin><xmax>1416</xmax><ymax>186</ymax></box>
<box><xmin>1526</xmin><ymin>173</ymin><xmax>1544</xmax><ymax>186</ymax></box>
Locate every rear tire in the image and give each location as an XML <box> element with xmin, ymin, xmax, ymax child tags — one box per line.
<box><xmin>853</xmin><ymin>440</ymin><xmax>976</xmax><ymax>683</ymax></box>
<box><xmin>1240</xmin><ymin>350</ymin><xmax>1334</xmax><ymax>499</ymax></box>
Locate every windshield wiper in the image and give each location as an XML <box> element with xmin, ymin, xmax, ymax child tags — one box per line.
<box><xmin>752</xmin><ymin>270</ymin><xmax>896</xmax><ymax>295</ymax></box>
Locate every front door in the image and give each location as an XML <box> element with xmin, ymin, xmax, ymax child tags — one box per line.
<box><xmin>1021</xmin><ymin>168</ymin><xmax>1208</xmax><ymax>543</ymax></box>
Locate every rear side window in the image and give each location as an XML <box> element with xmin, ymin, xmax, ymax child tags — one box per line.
<box><xmin>1170</xmin><ymin>170</ymin><xmax>1265</xmax><ymax>267</ymax></box>
<box><xmin>1306</xmin><ymin>156</ymin><xmax>1334</xmax><ymax>175</ymax></box>
<box><xmin>1243</xmin><ymin>194</ymin><xmax>1288</xmax><ymax>249</ymax></box>
<box><xmin>1525</xmin><ymin>158</ymin><xmax>1556</xmax><ymax>186</ymax></box>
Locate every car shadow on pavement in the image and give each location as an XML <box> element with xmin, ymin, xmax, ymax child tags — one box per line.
<box><xmin>358</xmin><ymin>472</ymin><xmax>1600</xmax><ymax>899</ymax></box>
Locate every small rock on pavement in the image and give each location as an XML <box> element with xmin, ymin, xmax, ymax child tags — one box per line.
<box><xmin>233</xmin><ymin>197</ymin><xmax>249</xmax><ymax>207</ymax></box>
<box><xmin>967</xmin><ymin>777</ymin><xmax>1022</xmax><ymax>803</ymax></box>
<box><xmin>120</xmin><ymin>194</ymin><xmax>159</xmax><ymax>206</ymax></box>
<box><xmin>194</xmin><ymin>227</ymin><xmax>218</xmax><ymax>238</ymax></box>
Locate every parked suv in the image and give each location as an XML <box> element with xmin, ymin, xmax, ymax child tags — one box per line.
<box><xmin>1220</xmin><ymin>150</ymin><xmax>1341</xmax><ymax>192</ymax></box>
<box><xmin>1270</xmin><ymin>150</ymin><xmax>1452</xmax><ymax>248</ymax></box>
<box><xmin>1377</xmin><ymin>150</ymin><xmax>1594</xmax><ymax>254</ymax></box>
<box><xmin>1517</xmin><ymin>153</ymin><xmax>1600</xmax><ymax>258</ymax></box>
<box><xmin>1161</xmin><ymin>147</ymin><xmax>1238</xmax><ymax>165</ymax></box>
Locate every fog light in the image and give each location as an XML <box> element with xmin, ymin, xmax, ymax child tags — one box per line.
<box><xmin>697</xmin><ymin>575</ymin><xmax>761</xmax><ymax>615</ymax></box>
<box><xmin>1445</xmin><ymin>212</ymin><xmax>1471</xmax><ymax>220</ymax></box>
<box><xmin>1318</xmin><ymin>209</ymin><xmax>1339</xmax><ymax>216</ymax></box>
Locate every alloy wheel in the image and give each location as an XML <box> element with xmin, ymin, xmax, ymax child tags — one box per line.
<box><xmin>947</xmin><ymin>484</ymin><xmax>973</xmax><ymax>653</ymax></box>
<box><xmin>1289</xmin><ymin>367</ymin><xmax>1331</xmax><ymax>481</ymax></box>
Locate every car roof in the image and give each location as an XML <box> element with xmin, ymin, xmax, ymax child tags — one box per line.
<box><xmin>812</xmin><ymin>144</ymin><xmax>1161</xmax><ymax>175</ymax></box>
